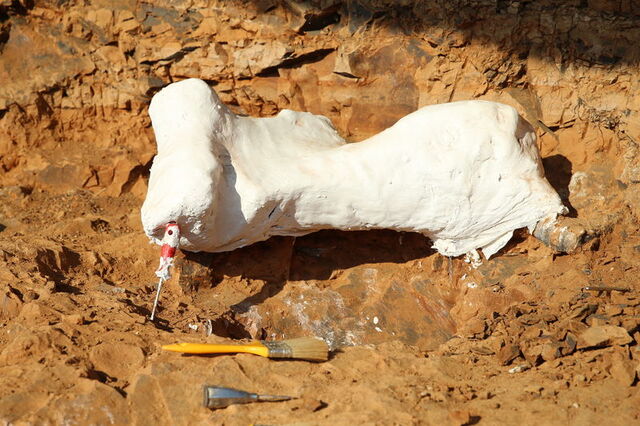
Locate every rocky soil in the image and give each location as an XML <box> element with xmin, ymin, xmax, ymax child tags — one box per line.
<box><xmin>1</xmin><ymin>0</ymin><xmax>640</xmax><ymax>424</ymax></box>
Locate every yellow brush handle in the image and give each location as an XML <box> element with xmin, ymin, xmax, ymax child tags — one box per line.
<box><xmin>161</xmin><ymin>341</ymin><xmax>270</xmax><ymax>357</ymax></box>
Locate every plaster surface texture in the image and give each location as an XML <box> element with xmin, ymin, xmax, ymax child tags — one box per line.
<box><xmin>141</xmin><ymin>78</ymin><xmax>566</xmax><ymax>258</ymax></box>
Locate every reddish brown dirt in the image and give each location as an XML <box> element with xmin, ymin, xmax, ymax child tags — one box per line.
<box><xmin>1</xmin><ymin>1</ymin><xmax>640</xmax><ymax>424</ymax></box>
<box><xmin>1</xmin><ymin>186</ymin><xmax>639</xmax><ymax>424</ymax></box>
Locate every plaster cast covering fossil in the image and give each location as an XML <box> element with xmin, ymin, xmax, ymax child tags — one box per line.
<box><xmin>141</xmin><ymin>78</ymin><xmax>567</xmax><ymax>258</ymax></box>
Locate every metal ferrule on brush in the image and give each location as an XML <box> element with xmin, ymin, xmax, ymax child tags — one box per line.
<box><xmin>261</xmin><ymin>340</ymin><xmax>293</xmax><ymax>358</ymax></box>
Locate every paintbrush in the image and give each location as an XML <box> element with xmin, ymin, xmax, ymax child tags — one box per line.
<box><xmin>162</xmin><ymin>337</ymin><xmax>329</xmax><ymax>361</ymax></box>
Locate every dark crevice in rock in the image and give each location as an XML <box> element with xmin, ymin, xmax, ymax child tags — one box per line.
<box><xmin>298</xmin><ymin>4</ymin><xmax>341</xmax><ymax>33</ymax></box>
<box><xmin>257</xmin><ymin>48</ymin><xmax>335</xmax><ymax>76</ymax></box>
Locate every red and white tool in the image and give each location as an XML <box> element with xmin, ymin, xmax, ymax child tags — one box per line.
<box><xmin>150</xmin><ymin>222</ymin><xmax>180</xmax><ymax>321</ymax></box>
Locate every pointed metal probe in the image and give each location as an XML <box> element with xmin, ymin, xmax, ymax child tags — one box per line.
<box><xmin>150</xmin><ymin>277</ymin><xmax>165</xmax><ymax>321</ymax></box>
<box><xmin>149</xmin><ymin>222</ymin><xmax>180</xmax><ymax>321</ymax></box>
<box><xmin>203</xmin><ymin>386</ymin><xmax>294</xmax><ymax>409</ymax></box>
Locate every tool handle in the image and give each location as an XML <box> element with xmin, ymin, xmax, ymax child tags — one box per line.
<box><xmin>162</xmin><ymin>342</ymin><xmax>270</xmax><ymax>357</ymax></box>
<box><xmin>256</xmin><ymin>395</ymin><xmax>293</xmax><ymax>402</ymax></box>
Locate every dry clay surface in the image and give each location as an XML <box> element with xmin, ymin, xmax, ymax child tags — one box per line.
<box><xmin>1</xmin><ymin>0</ymin><xmax>640</xmax><ymax>424</ymax></box>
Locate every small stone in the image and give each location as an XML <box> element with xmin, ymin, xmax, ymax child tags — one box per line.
<box><xmin>448</xmin><ymin>409</ymin><xmax>472</xmax><ymax>426</ymax></box>
<box><xmin>541</xmin><ymin>342</ymin><xmax>563</xmax><ymax>362</ymax></box>
<box><xmin>553</xmin><ymin>379</ymin><xmax>570</xmax><ymax>390</ymax></box>
<box><xmin>604</xmin><ymin>305</ymin><xmax>624</xmax><ymax>316</ymax></box>
<box><xmin>611</xmin><ymin>293</ymin><xmax>639</xmax><ymax>305</ymax></box>
<box><xmin>193</xmin><ymin>17</ymin><xmax>219</xmax><ymax>36</ymax></box>
<box><xmin>478</xmin><ymin>390</ymin><xmax>492</xmax><ymax>400</ymax></box>
<box><xmin>115</xmin><ymin>10</ymin><xmax>140</xmax><ymax>33</ymax></box>
<box><xmin>105</xmin><ymin>157</ymin><xmax>140</xmax><ymax>196</ymax></box>
<box><xmin>334</xmin><ymin>48</ymin><xmax>361</xmax><ymax>79</ymax></box>
<box><xmin>568</xmin><ymin>304</ymin><xmax>598</xmax><ymax>321</ymax></box>
<box><xmin>577</xmin><ymin>325</ymin><xmax>633</xmax><ymax>349</ymax></box>
<box><xmin>63</xmin><ymin>314</ymin><xmax>85</xmax><ymax>325</ymax></box>
<box><xmin>93</xmin><ymin>8</ymin><xmax>114</xmax><ymax>30</ymax></box>
<box><xmin>299</xmin><ymin>396</ymin><xmax>328</xmax><ymax>412</ymax></box>
<box><xmin>522</xmin><ymin>343</ymin><xmax>543</xmax><ymax>366</ymax></box>
<box><xmin>553</xmin><ymin>327</ymin><xmax>568</xmax><ymax>341</ymax></box>
<box><xmin>586</xmin><ymin>314</ymin><xmax>612</xmax><ymax>326</ymax></box>
<box><xmin>508</xmin><ymin>364</ymin><xmax>531</xmax><ymax>374</ymax></box>
<box><xmin>523</xmin><ymin>326</ymin><xmax>542</xmax><ymax>339</ymax></box>
<box><xmin>523</xmin><ymin>384</ymin><xmax>543</xmax><ymax>396</ymax></box>
<box><xmin>90</xmin><ymin>343</ymin><xmax>145</xmax><ymax>379</ymax></box>
<box><xmin>460</xmin><ymin>318</ymin><xmax>487</xmax><ymax>339</ymax></box>
<box><xmin>470</xmin><ymin>345</ymin><xmax>494</xmax><ymax>356</ymax></box>
<box><xmin>0</xmin><ymin>186</ymin><xmax>28</xmax><ymax>198</ymax></box>
<box><xmin>559</xmin><ymin>319</ymin><xmax>588</xmax><ymax>336</ymax></box>
<box><xmin>0</xmin><ymin>288</ymin><xmax>23</xmax><ymax>320</ymax></box>
<box><xmin>574</xmin><ymin>374</ymin><xmax>587</xmax><ymax>383</ymax></box>
<box><xmin>497</xmin><ymin>344</ymin><xmax>521</xmax><ymax>366</ymax></box>
<box><xmin>232</xmin><ymin>41</ymin><xmax>294</xmax><ymax>77</ymax></box>
<box><xmin>620</xmin><ymin>318</ymin><xmax>640</xmax><ymax>334</ymax></box>
<box><xmin>561</xmin><ymin>333</ymin><xmax>578</xmax><ymax>356</ymax></box>
<box><xmin>95</xmin><ymin>46</ymin><xmax>127</xmax><ymax>71</ymax></box>
<box><xmin>610</xmin><ymin>354</ymin><xmax>636</xmax><ymax>386</ymax></box>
